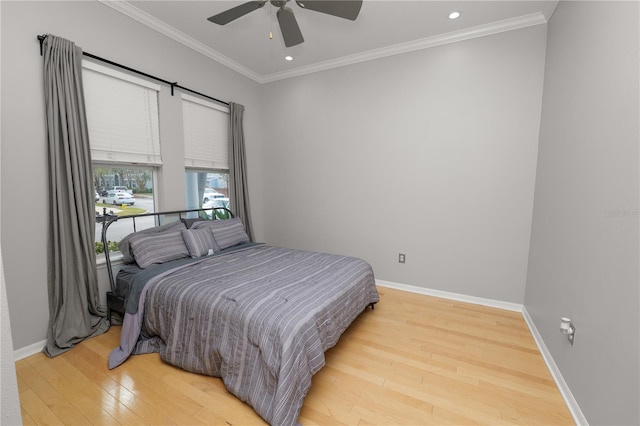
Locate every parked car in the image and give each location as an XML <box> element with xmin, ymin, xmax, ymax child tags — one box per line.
<box><xmin>103</xmin><ymin>191</ymin><xmax>136</xmax><ymax>206</ymax></box>
<box><xmin>111</xmin><ymin>186</ymin><xmax>133</xmax><ymax>194</ymax></box>
<box><xmin>203</xmin><ymin>188</ymin><xmax>225</xmax><ymax>203</ymax></box>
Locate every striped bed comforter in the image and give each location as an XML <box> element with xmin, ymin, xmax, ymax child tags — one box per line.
<box><xmin>110</xmin><ymin>244</ymin><xmax>379</xmax><ymax>425</ymax></box>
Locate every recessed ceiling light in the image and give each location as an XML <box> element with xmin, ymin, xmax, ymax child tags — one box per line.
<box><xmin>285</xmin><ymin>55</ymin><xmax>293</xmax><ymax>61</ymax></box>
<box><xmin>448</xmin><ymin>11</ymin><xmax>461</xmax><ymax>20</ymax></box>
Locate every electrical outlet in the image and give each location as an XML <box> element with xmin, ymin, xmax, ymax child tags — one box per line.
<box><xmin>398</xmin><ymin>253</ymin><xmax>406</xmax><ymax>263</ymax></box>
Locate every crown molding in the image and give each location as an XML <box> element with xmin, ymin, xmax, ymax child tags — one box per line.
<box><xmin>98</xmin><ymin>1</ymin><xmax>548</xmax><ymax>85</ymax></box>
<box><xmin>97</xmin><ymin>0</ymin><xmax>263</xmax><ymax>83</ymax></box>
<box><xmin>542</xmin><ymin>0</ymin><xmax>560</xmax><ymax>21</ymax></box>
<box><xmin>261</xmin><ymin>11</ymin><xmax>548</xmax><ymax>82</ymax></box>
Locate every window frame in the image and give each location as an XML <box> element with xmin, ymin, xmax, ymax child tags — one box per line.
<box><xmin>85</xmin><ymin>61</ymin><xmax>164</xmax><ymax>262</ymax></box>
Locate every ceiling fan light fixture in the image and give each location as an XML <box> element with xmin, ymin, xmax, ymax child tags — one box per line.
<box><xmin>207</xmin><ymin>0</ymin><xmax>363</xmax><ymax>47</ymax></box>
<box><xmin>285</xmin><ymin>55</ymin><xmax>294</xmax><ymax>61</ymax></box>
<box><xmin>448</xmin><ymin>11</ymin><xmax>461</xmax><ymax>20</ymax></box>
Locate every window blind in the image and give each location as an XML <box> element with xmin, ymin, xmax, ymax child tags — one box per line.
<box><xmin>82</xmin><ymin>61</ymin><xmax>162</xmax><ymax>165</ymax></box>
<box><xmin>182</xmin><ymin>94</ymin><xmax>229</xmax><ymax>170</ymax></box>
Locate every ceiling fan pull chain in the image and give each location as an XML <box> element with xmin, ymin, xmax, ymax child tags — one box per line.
<box><xmin>269</xmin><ymin>3</ymin><xmax>274</xmax><ymax>40</ymax></box>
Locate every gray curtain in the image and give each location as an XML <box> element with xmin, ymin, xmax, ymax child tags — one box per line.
<box><xmin>228</xmin><ymin>102</ymin><xmax>254</xmax><ymax>241</ymax></box>
<box><xmin>42</xmin><ymin>35</ymin><xmax>109</xmax><ymax>357</ymax></box>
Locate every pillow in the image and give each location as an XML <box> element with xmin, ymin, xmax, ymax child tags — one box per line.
<box><xmin>182</xmin><ymin>228</ymin><xmax>220</xmax><ymax>258</ymax></box>
<box><xmin>118</xmin><ymin>221</ymin><xmax>186</xmax><ymax>264</ymax></box>
<box><xmin>180</xmin><ymin>217</ymin><xmax>209</xmax><ymax>229</ymax></box>
<box><xmin>128</xmin><ymin>230</ymin><xmax>190</xmax><ymax>268</ymax></box>
<box><xmin>191</xmin><ymin>219</ymin><xmax>216</xmax><ymax>230</ymax></box>
<box><xmin>191</xmin><ymin>217</ymin><xmax>241</xmax><ymax>231</ymax></box>
<box><xmin>207</xmin><ymin>218</ymin><xmax>250</xmax><ymax>250</ymax></box>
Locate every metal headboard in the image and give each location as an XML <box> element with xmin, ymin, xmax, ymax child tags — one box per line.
<box><xmin>97</xmin><ymin>207</ymin><xmax>234</xmax><ymax>293</ymax></box>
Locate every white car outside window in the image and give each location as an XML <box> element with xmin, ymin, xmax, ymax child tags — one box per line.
<box><xmin>203</xmin><ymin>188</ymin><xmax>225</xmax><ymax>203</ymax></box>
<box><xmin>112</xmin><ymin>186</ymin><xmax>133</xmax><ymax>194</ymax></box>
<box><xmin>103</xmin><ymin>191</ymin><xmax>136</xmax><ymax>206</ymax></box>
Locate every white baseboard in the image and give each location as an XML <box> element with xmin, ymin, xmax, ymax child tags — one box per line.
<box><xmin>522</xmin><ymin>307</ymin><xmax>588</xmax><ymax>426</ymax></box>
<box><xmin>375</xmin><ymin>279</ymin><xmax>586</xmax><ymax>426</ymax></box>
<box><xmin>375</xmin><ymin>279</ymin><xmax>523</xmax><ymax>312</ymax></box>
<box><xmin>13</xmin><ymin>339</ymin><xmax>46</xmax><ymax>361</ymax></box>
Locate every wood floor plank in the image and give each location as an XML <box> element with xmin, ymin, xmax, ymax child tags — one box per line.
<box><xmin>17</xmin><ymin>360</ymin><xmax>93</xmax><ymax>425</ymax></box>
<box><xmin>27</xmin><ymin>352</ymin><xmax>141</xmax><ymax>425</ymax></box>
<box><xmin>300</xmin><ymin>383</ymin><xmax>360</xmax><ymax>425</ymax></box>
<box><xmin>62</xmin><ymin>343</ymin><xmax>120</xmax><ymax>392</ymax></box>
<box><xmin>107</xmin><ymin>381</ymin><xmax>178</xmax><ymax>425</ymax></box>
<box><xmin>18</xmin><ymin>389</ymin><xmax>64</xmax><ymax>426</ymax></box>
<box><xmin>17</xmin><ymin>286</ymin><xmax>574</xmax><ymax>425</ymax></box>
<box><xmin>20</xmin><ymin>406</ymin><xmax>37</xmax><ymax>425</ymax></box>
<box><xmin>298</xmin><ymin>405</ymin><xmax>352</xmax><ymax>426</ymax></box>
<box><xmin>312</xmin><ymin>363</ymin><xmax>437</xmax><ymax>424</ymax></box>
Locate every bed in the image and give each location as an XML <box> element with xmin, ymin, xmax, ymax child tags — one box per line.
<box><xmin>100</xmin><ymin>208</ymin><xmax>379</xmax><ymax>426</ymax></box>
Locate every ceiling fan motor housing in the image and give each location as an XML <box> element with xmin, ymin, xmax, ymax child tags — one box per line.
<box><xmin>208</xmin><ymin>0</ymin><xmax>363</xmax><ymax>47</ymax></box>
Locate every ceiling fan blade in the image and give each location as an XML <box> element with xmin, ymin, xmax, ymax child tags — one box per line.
<box><xmin>277</xmin><ymin>6</ymin><xmax>304</xmax><ymax>47</ymax></box>
<box><xmin>295</xmin><ymin>0</ymin><xmax>362</xmax><ymax>21</ymax></box>
<box><xmin>207</xmin><ymin>1</ymin><xmax>266</xmax><ymax>25</ymax></box>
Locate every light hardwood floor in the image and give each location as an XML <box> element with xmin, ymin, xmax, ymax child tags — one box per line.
<box><xmin>16</xmin><ymin>286</ymin><xmax>574</xmax><ymax>425</ymax></box>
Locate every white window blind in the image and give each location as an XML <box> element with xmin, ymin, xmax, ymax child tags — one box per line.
<box><xmin>82</xmin><ymin>61</ymin><xmax>162</xmax><ymax>165</ymax></box>
<box><xmin>182</xmin><ymin>94</ymin><xmax>229</xmax><ymax>170</ymax></box>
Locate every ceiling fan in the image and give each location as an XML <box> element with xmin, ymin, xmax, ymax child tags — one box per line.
<box><xmin>207</xmin><ymin>0</ymin><xmax>363</xmax><ymax>48</ymax></box>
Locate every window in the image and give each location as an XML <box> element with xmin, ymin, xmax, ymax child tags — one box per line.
<box><xmin>182</xmin><ymin>94</ymin><xmax>230</xmax><ymax>212</ymax></box>
<box><xmin>185</xmin><ymin>170</ymin><xmax>229</xmax><ymax>210</ymax></box>
<box><xmin>94</xmin><ymin>166</ymin><xmax>156</xmax><ymax>254</ymax></box>
<box><xmin>83</xmin><ymin>61</ymin><xmax>161</xmax><ymax>255</ymax></box>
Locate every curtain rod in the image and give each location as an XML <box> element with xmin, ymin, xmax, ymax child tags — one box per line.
<box><xmin>37</xmin><ymin>34</ymin><xmax>229</xmax><ymax>107</ymax></box>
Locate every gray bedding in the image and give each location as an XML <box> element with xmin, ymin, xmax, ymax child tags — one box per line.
<box><xmin>109</xmin><ymin>244</ymin><xmax>379</xmax><ymax>426</ymax></box>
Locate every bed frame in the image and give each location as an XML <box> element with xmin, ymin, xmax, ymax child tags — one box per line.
<box><xmin>97</xmin><ymin>207</ymin><xmax>234</xmax><ymax>323</ymax></box>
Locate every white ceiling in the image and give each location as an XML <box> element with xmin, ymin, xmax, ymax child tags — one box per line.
<box><xmin>102</xmin><ymin>0</ymin><xmax>558</xmax><ymax>83</ymax></box>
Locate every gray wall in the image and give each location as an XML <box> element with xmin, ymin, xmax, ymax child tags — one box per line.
<box><xmin>0</xmin><ymin>0</ymin><xmax>265</xmax><ymax>350</ymax></box>
<box><xmin>525</xmin><ymin>2</ymin><xmax>639</xmax><ymax>425</ymax></box>
<box><xmin>0</xmin><ymin>1</ymin><xmax>23</xmax><ymax>420</ymax></box>
<box><xmin>261</xmin><ymin>25</ymin><xmax>547</xmax><ymax>304</ymax></box>
<box><xmin>1</xmin><ymin>244</ymin><xmax>22</xmax><ymax>424</ymax></box>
